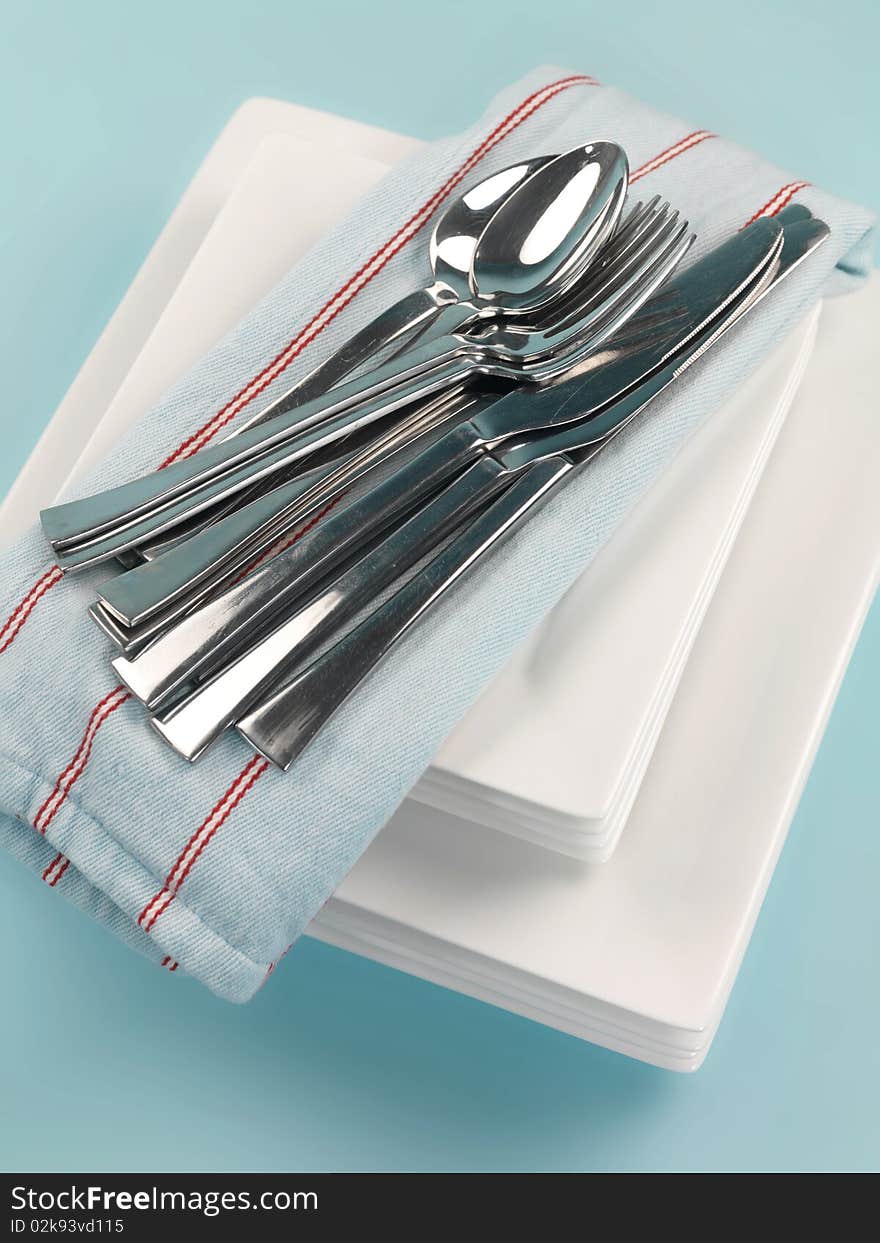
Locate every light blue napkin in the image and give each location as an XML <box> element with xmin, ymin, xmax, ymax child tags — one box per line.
<box><xmin>0</xmin><ymin>68</ymin><xmax>873</xmax><ymax>999</ymax></box>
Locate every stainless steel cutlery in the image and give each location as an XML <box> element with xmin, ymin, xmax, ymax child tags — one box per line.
<box><xmin>45</xmin><ymin>211</ymin><xmax>691</xmax><ymax>565</ymax></box>
<box><xmin>110</xmin><ymin>216</ymin><xmax>782</xmax><ymax>726</ymax></box>
<box><xmin>250</xmin><ymin>143</ymin><xmax>625</xmax><ymax>414</ymax></box>
<box><xmin>36</xmin><ymin>129</ymin><xmax>829</xmax><ymax>770</ymax></box>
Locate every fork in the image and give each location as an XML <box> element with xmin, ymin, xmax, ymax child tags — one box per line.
<box><xmin>42</xmin><ymin>204</ymin><xmax>692</xmax><ymax>566</ymax></box>
<box><xmin>106</xmin><ymin>192</ymin><xmax>662</xmax><ymax>572</ymax></box>
<box><xmin>94</xmin><ymin>384</ymin><xmax>481</xmax><ymax>645</ymax></box>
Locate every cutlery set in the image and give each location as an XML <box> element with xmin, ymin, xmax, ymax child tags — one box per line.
<box><xmin>39</xmin><ymin>141</ymin><xmax>829</xmax><ymax>768</ymax></box>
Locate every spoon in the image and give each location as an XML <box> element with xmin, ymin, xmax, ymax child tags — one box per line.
<box><xmin>234</xmin><ymin>153</ymin><xmax>556</xmax><ymax>426</ymax></box>
<box><xmin>233</xmin><ymin>142</ymin><xmax>627</xmax><ymax>431</ymax></box>
<box><xmin>107</xmin><ymin>153</ymin><xmax>564</xmax><ymax>570</ymax></box>
<box><xmin>470</xmin><ymin>141</ymin><xmax>628</xmax><ymax>304</ymax></box>
<box><xmin>98</xmin><ymin>199</ymin><xmax>673</xmax><ymax>630</ymax></box>
<box><xmin>42</xmin><ymin>142</ymin><xmax>631</xmax><ymax>557</ymax></box>
<box><xmin>129</xmin><ymin>144</ymin><xmax>630</xmax><ymax>568</ymax></box>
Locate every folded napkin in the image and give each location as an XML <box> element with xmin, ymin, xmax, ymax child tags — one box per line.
<box><xmin>0</xmin><ymin>67</ymin><xmax>873</xmax><ymax>1000</ymax></box>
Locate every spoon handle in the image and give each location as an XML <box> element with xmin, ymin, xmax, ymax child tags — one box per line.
<box><xmin>43</xmin><ymin>336</ymin><xmax>473</xmax><ymax>563</ymax></box>
<box><xmin>103</xmin><ymin>299</ymin><xmax>480</xmax><ymax>566</ymax></box>
<box><xmin>98</xmin><ymin>386</ymin><xmax>479</xmax><ymax>629</ymax></box>
<box><xmin>234</xmin><ymin>287</ymin><xmax>472</xmax><ymax>426</ymax></box>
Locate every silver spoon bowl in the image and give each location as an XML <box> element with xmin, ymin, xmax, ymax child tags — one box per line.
<box><xmin>237</xmin><ymin>153</ymin><xmax>557</xmax><ymax>421</ymax></box>
<box><xmin>470</xmin><ymin>141</ymin><xmax>627</xmax><ymax>307</ymax></box>
<box><xmin>234</xmin><ymin>142</ymin><xmax>627</xmax><ymax>430</ymax></box>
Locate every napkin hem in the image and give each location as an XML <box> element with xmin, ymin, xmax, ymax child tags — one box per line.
<box><xmin>0</xmin><ymin>751</ymin><xmax>269</xmax><ymax>1001</ymax></box>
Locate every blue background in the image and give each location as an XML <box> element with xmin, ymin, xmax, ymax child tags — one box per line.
<box><xmin>1</xmin><ymin>0</ymin><xmax>878</xmax><ymax>1172</ymax></box>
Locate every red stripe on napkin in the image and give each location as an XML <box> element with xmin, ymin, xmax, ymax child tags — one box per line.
<box><xmin>260</xmin><ymin>943</ymin><xmax>293</xmax><ymax>989</ymax></box>
<box><xmin>0</xmin><ymin>564</ymin><xmax>64</xmax><ymax>656</ymax></box>
<box><xmin>137</xmin><ymin>755</ymin><xmax>269</xmax><ymax>933</ymax></box>
<box><xmin>41</xmin><ymin>851</ymin><xmax>70</xmax><ymax>887</ymax></box>
<box><xmin>741</xmin><ymin>180</ymin><xmax>810</xmax><ymax>228</ymax></box>
<box><xmin>33</xmin><ymin>686</ymin><xmax>132</xmax><ymax>834</ymax></box>
<box><xmin>630</xmin><ymin>130</ymin><xmax>715</xmax><ymax>182</ymax></box>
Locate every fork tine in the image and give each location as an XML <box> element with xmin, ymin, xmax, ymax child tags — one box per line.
<box><xmin>540</xmin><ymin>201</ymin><xmax>677</xmax><ymax>335</ymax></box>
<box><xmin>563</xmin><ymin>210</ymin><xmax>687</xmax><ymax>332</ymax></box>
<box><xmin>586</xmin><ymin>202</ymin><xmax>675</xmax><ymax>289</ymax></box>
<box><xmin>577</xmin><ymin>196</ymin><xmax>665</xmax><ymax>296</ymax></box>
<box><xmin>596</xmin><ymin>197</ymin><xmax>647</xmax><ymax>253</ymax></box>
<box><xmin>590</xmin><ymin>224</ymin><xmax>696</xmax><ymax>349</ymax></box>
<box><xmin>603</xmin><ymin>195</ymin><xmax>661</xmax><ymax>256</ymax></box>
<box><xmin>537</xmin><ymin>223</ymin><xmax>695</xmax><ymax>374</ymax></box>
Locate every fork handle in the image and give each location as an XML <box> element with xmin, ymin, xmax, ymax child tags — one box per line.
<box><xmin>236</xmin><ymin>456</ymin><xmax>571</xmax><ymax>770</ymax></box>
<box><xmin>99</xmin><ymin>386</ymin><xmax>477</xmax><ymax>627</ymax></box>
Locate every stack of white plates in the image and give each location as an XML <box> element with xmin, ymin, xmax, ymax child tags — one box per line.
<box><xmin>5</xmin><ymin>99</ymin><xmax>877</xmax><ymax>1068</ymax></box>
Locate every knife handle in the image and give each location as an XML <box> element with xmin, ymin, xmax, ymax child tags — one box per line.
<box><xmin>236</xmin><ymin>456</ymin><xmax>572</xmax><ymax>770</ymax></box>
